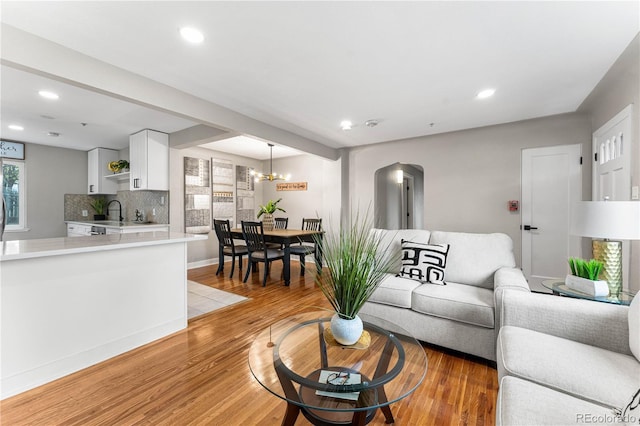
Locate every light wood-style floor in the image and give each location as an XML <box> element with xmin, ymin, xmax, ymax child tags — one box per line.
<box><xmin>1</xmin><ymin>262</ymin><xmax>498</xmax><ymax>425</ymax></box>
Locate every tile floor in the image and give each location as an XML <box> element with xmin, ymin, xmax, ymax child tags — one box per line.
<box><xmin>187</xmin><ymin>280</ymin><xmax>248</xmax><ymax>319</ymax></box>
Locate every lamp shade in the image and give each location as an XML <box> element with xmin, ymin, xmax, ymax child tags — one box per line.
<box><xmin>570</xmin><ymin>201</ymin><xmax>640</xmax><ymax>240</ymax></box>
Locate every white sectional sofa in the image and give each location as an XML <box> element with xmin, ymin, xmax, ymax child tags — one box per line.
<box><xmin>496</xmin><ymin>289</ymin><xmax>640</xmax><ymax>425</ymax></box>
<box><xmin>360</xmin><ymin>228</ymin><xmax>530</xmax><ymax>361</ymax></box>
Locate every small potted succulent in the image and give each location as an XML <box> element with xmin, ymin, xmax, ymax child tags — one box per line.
<box><xmin>566</xmin><ymin>257</ymin><xmax>608</xmax><ymax>296</ymax></box>
<box><xmin>257</xmin><ymin>198</ymin><xmax>286</xmax><ymax>231</ymax></box>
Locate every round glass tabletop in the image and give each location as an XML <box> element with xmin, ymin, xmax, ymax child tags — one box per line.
<box><xmin>248</xmin><ymin>312</ymin><xmax>427</xmax><ymax>424</ymax></box>
<box><xmin>542</xmin><ymin>279</ymin><xmax>635</xmax><ymax>305</ymax></box>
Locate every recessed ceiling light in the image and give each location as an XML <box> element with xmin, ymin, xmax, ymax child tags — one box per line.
<box><xmin>476</xmin><ymin>88</ymin><xmax>496</xmax><ymax>99</ymax></box>
<box><xmin>365</xmin><ymin>119</ymin><xmax>379</xmax><ymax>128</ymax></box>
<box><xmin>180</xmin><ymin>27</ymin><xmax>204</xmax><ymax>44</ymax></box>
<box><xmin>38</xmin><ymin>90</ymin><xmax>59</xmax><ymax>100</ymax></box>
<box><xmin>8</xmin><ymin>124</ymin><xmax>24</xmax><ymax>131</ymax></box>
<box><xmin>340</xmin><ymin>120</ymin><xmax>353</xmax><ymax>131</ymax></box>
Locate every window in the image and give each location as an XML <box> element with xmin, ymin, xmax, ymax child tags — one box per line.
<box><xmin>2</xmin><ymin>160</ymin><xmax>26</xmax><ymax>230</ymax></box>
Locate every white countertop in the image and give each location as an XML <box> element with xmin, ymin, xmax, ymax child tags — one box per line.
<box><xmin>66</xmin><ymin>220</ymin><xmax>169</xmax><ymax>229</ymax></box>
<box><xmin>1</xmin><ymin>232</ymin><xmax>207</xmax><ymax>261</ymax></box>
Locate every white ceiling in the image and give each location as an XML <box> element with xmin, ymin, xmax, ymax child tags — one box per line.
<box><xmin>1</xmin><ymin>1</ymin><xmax>638</xmax><ymax>158</ymax></box>
<box><xmin>0</xmin><ymin>66</ymin><xmax>198</xmax><ymax>151</ymax></box>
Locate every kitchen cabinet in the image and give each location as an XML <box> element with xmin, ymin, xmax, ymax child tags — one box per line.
<box><xmin>88</xmin><ymin>148</ymin><xmax>118</xmax><ymax>195</ymax></box>
<box><xmin>67</xmin><ymin>223</ymin><xmax>92</xmax><ymax>237</ymax></box>
<box><xmin>129</xmin><ymin>129</ymin><xmax>169</xmax><ymax>191</ymax></box>
<box><xmin>106</xmin><ymin>225</ymin><xmax>169</xmax><ymax>234</ymax></box>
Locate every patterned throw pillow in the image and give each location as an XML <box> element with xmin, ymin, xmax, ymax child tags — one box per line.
<box><xmin>397</xmin><ymin>239</ymin><xmax>449</xmax><ymax>285</ymax></box>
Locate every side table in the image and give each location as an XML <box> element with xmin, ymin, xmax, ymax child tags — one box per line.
<box><xmin>541</xmin><ymin>279</ymin><xmax>635</xmax><ymax>306</ymax></box>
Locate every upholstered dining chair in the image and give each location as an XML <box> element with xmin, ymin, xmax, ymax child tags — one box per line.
<box><xmin>213</xmin><ymin>219</ymin><xmax>249</xmax><ymax>279</ymax></box>
<box><xmin>242</xmin><ymin>221</ymin><xmax>285</xmax><ymax>286</ymax></box>
<box><xmin>289</xmin><ymin>218</ymin><xmax>322</xmax><ymax>276</ymax></box>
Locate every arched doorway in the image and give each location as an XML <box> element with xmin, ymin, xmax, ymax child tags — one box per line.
<box><xmin>374</xmin><ymin>163</ymin><xmax>424</xmax><ymax>229</ymax></box>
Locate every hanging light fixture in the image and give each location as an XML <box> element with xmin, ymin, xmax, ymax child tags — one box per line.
<box><xmin>250</xmin><ymin>143</ymin><xmax>291</xmax><ymax>183</ymax></box>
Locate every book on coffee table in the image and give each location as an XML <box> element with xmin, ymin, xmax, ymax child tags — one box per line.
<box><xmin>315</xmin><ymin>370</ymin><xmax>361</xmax><ymax>401</ymax></box>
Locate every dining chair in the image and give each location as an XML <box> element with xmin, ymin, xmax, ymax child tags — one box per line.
<box><xmin>274</xmin><ymin>217</ymin><xmax>289</xmax><ymax>229</ymax></box>
<box><xmin>242</xmin><ymin>221</ymin><xmax>285</xmax><ymax>286</ymax></box>
<box><xmin>214</xmin><ymin>219</ymin><xmax>249</xmax><ymax>279</ymax></box>
<box><xmin>289</xmin><ymin>218</ymin><xmax>322</xmax><ymax>276</ymax></box>
<box><xmin>266</xmin><ymin>217</ymin><xmax>289</xmax><ymax>249</ymax></box>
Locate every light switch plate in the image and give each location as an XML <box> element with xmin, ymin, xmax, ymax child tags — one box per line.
<box><xmin>632</xmin><ymin>186</ymin><xmax>639</xmax><ymax>200</ymax></box>
<box><xmin>82</xmin><ymin>210</ymin><xmax>88</xmax><ymax>217</ymax></box>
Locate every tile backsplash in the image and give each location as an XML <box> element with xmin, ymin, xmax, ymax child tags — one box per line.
<box><xmin>64</xmin><ymin>190</ymin><xmax>169</xmax><ymax>223</ymax></box>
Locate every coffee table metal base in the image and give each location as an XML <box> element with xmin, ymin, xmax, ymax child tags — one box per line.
<box><xmin>291</xmin><ymin>369</ymin><xmax>394</xmax><ymax>426</ymax></box>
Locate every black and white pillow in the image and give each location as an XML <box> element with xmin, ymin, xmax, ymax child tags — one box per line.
<box><xmin>397</xmin><ymin>239</ymin><xmax>449</xmax><ymax>285</ymax></box>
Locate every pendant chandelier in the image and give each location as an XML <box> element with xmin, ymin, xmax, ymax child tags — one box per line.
<box><xmin>250</xmin><ymin>143</ymin><xmax>290</xmax><ymax>183</ymax></box>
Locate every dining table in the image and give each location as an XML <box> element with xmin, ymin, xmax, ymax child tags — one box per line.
<box><xmin>229</xmin><ymin>228</ymin><xmax>323</xmax><ymax>285</ymax></box>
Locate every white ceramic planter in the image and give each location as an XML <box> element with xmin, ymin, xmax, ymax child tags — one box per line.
<box><xmin>565</xmin><ymin>274</ymin><xmax>609</xmax><ymax>297</ymax></box>
<box><xmin>330</xmin><ymin>313</ymin><xmax>363</xmax><ymax>345</ymax></box>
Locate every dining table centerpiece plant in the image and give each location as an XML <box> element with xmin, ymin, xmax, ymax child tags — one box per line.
<box><xmin>565</xmin><ymin>257</ymin><xmax>608</xmax><ymax>297</ymax></box>
<box><xmin>257</xmin><ymin>198</ymin><xmax>286</xmax><ymax>231</ymax></box>
<box><xmin>314</xmin><ymin>209</ymin><xmax>398</xmax><ymax>345</ymax></box>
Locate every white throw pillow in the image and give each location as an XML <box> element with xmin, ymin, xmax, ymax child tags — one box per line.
<box><xmin>397</xmin><ymin>239</ymin><xmax>449</xmax><ymax>285</ymax></box>
<box><xmin>629</xmin><ymin>296</ymin><xmax>640</xmax><ymax>361</ymax></box>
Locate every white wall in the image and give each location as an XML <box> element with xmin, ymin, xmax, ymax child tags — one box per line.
<box><xmin>578</xmin><ymin>33</ymin><xmax>639</xmax><ymax>293</ymax></box>
<box><xmin>170</xmin><ymin>146</ymin><xmax>264</xmax><ymax>266</ymax></box>
<box><xmin>171</xmin><ymin>148</ymin><xmax>342</xmax><ymax>266</ymax></box>
<box><xmin>261</xmin><ymin>154</ymin><xmax>342</xmax><ymax>233</ymax></box>
<box><xmin>4</xmin><ymin>143</ymin><xmax>87</xmax><ymax>240</ymax></box>
<box><xmin>348</xmin><ymin>113</ymin><xmax>592</xmax><ymax>266</ymax></box>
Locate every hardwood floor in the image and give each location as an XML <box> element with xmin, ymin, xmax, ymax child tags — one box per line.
<box><xmin>1</xmin><ymin>263</ymin><xmax>498</xmax><ymax>425</ymax></box>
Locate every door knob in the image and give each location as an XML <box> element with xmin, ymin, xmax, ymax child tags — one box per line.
<box><xmin>523</xmin><ymin>225</ymin><xmax>538</xmax><ymax>231</ymax></box>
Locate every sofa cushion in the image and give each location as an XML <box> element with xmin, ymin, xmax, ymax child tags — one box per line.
<box><xmin>429</xmin><ymin>231</ymin><xmax>515</xmax><ymax>289</ymax></box>
<box><xmin>497</xmin><ymin>325</ymin><xmax>640</xmax><ymax>409</ymax></box>
<box><xmin>411</xmin><ymin>282</ymin><xmax>495</xmax><ymax>328</ymax></box>
<box><xmin>398</xmin><ymin>239</ymin><xmax>449</xmax><ymax>285</ymax></box>
<box><xmin>630</xmin><ymin>296</ymin><xmax>639</xmax><ymax>361</ymax></box>
<box><xmin>367</xmin><ymin>274</ymin><xmax>422</xmax><ymax>309</ymax></box>
<box><xmin>371</xmin><ymin>229</ymin><xmax>431</xmax><ymax>274</ymax></box>
<box><xmin>496</xmin><ymin>376</ymin><xmax>618</xmax><ymax>426</ymax></box>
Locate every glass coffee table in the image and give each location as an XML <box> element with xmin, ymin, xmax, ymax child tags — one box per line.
<box><xmin>248</xmin><ymin>312</ymin><xmax>427</xmax><ymax>426</ymax></box>
<box><xmin>542</xmin><ymin>279</ymin><xmax>635</xmax><ymax>305</ymax></box>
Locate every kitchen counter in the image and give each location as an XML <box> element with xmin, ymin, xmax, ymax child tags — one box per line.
<box><xmin>1</xmin><ymin>231</ymin><xmax>206</xmax><ymax>399</ymax></box>
<box><xmin>1</xmin><ymin>231</ymin><xmax>203</xmax><ymax>261</ymax></box>
<box><xmin>66</xmin><ymin>220</ymin><xmax>169</xmax><ymax>229</ymax></box>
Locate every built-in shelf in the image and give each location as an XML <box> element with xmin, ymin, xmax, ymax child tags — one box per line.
<box><xmin>104</xmin><ymin>171</ymin><xmax>130</xmax><ymax>182</ymax></box>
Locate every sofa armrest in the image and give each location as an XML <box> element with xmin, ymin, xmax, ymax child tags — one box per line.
<box><xmin>500</xmin><ymin>289</ymin><xmax>631</xmax><ymax>355</ymax></box>
<box><xmin>493</xmin><ymin>267</ymin><xmax>530</xmax><ymax>330</ymax></box>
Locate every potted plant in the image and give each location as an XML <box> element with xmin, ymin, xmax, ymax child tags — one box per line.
<box><xmin>90</xmin><ymin>197</ymin><xmax>107</xmax><ymax>220</ymax></box>
<box><xmin>108</xmin><ymin>160</ymin><xmax>130</xmax><ymax>173</ymax></box>
<box><xmin>566</xmin><ymin>257</ymin><xmax>608</xmax><ymax>296</ymax></box>
<box><xmin>257</xmin><ymin>198</ymin><xmax>286</xmax><ymax>231</ymax></box>
<box><xmin>314</xmin><ymin>210</ymin><xmax>398</xmax><ymax>345</ymax></box>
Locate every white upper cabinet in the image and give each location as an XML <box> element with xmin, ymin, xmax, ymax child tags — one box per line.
<box><xmin>87</xmin><ymin>148</ymin><xmax>118</xmax><ymax>195</ymax></box>
<box><xmin>129</xmin><ymin>129</ymin><xmax>169</xmax><ymax>191</ymax></box>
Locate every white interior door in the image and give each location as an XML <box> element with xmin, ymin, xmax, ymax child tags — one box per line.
<box><xmin>522</xmin><ymin>144</ymin><xmax>582</xmax><ymax>292</ymax></box>
<box><xmin>593</xmin><ymin>104</ymin><xmax>632</xmax><ymax>290</ymax></box>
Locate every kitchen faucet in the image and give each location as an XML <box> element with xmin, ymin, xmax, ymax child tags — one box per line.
<box><xmin>107</xmin><ymin>199</ymin><xmax>124</xmax><ymax>222</ymax></box>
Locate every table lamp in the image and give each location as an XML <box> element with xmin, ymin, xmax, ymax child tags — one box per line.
<box><xmin>570</xmin><ymin>200</ymin><xmax>640</xmax><ymax>296</ymax></box>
